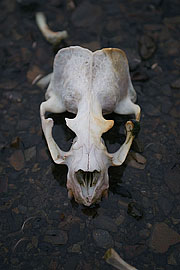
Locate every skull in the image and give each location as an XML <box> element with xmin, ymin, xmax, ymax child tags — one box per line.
<box><xmin>40</xmin><ymin>46</ymin><xmax>141</xmax><ymax>206</ymax></box>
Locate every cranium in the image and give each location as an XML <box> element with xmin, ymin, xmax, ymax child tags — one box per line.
<box><xmin>40</xmin><ymin>46</ymin><xmax>141</xmax><ymax>206</ymax></box>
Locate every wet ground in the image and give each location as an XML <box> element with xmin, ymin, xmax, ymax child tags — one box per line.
<box><xmin>0</xmin><ymin>0</ymin><xmax>180</xmax><ymax>269</ymax></box>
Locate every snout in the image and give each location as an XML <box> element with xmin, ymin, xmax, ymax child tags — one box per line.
<box><xmin>67</xmin><ymin>170</ymin><xmax>109</xmax><ymax>206</ymax></box>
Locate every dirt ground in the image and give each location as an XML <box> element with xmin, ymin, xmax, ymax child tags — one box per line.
<box><xmin>0</xmin><ymin>0</ymin><xmax>180</xmax><ymax>269</ymax></box>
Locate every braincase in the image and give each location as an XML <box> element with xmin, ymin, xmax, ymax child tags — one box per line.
<box><xmin>51</xmin><ymin>47</ymin><xmax>130</xmax><ymax>105</ymax></box>
<box><xmin>92</xmin><ymin>48</ymin><xmax>130</xmax><ymax>101</ymax></box>
<box><xmin>52</xmin><ymin>46</ymin><xmax>92</xmax><ymax>96</ymax></box>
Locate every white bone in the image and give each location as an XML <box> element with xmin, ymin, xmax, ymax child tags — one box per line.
<box><xmin>36</xmin><ymin>12</ymin><xmax>68</xmax><ymax>44</ymax></box>
<box><xmin>36</xmin><ymin>73</ymin><xmax>52</xmax><ymax>89</ymax></box>
<box><xmin>40</xmin><ymin>46</ymin><xmax>141</xmax><ymax>206</ymax></box>
<box><xmin>104</xmin><ymin>248</ymin><xmax>138</xmax><ymax>270</ymax></box>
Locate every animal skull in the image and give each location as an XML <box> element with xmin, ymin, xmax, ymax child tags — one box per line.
<box><xmin>40</xmin><ymin>46</ymin><xmax>141</xmax><ymax>206</ymax></box>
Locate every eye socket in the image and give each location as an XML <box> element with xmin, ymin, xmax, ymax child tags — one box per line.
<box><xmin>102</xmin><ymin>113</ymin><xmax>131</xmax><ymax>153</ymax></box>
<box><xmin>47</xmin><ymin>111</ymin><xmax>76</xmax><ymax>151</ymax></box>
<box><xmin>75</xmin><ymin>170</ymin><xmax>100</xmax><ymax>187</ymax></box>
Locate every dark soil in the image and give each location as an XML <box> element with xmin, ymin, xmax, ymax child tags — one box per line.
<box><xmin>0</xmin><ymin>0</ymin><xmax>180</xmax><ymax>269</ymax></box>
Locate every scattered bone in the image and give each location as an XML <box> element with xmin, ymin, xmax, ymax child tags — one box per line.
<box><xmin>35</xmin><ymin>12</ymin><xmax>68</xmax><ymax>45</ymax></box>
<box><xmin>20</xmin><ymin>216</ymin><xmax>36</xmax><ymax>232</ymax></box>
<box><xmin>67</xmin><ymin>0</ymin><xmax>76</xmax><ymax>10</ymax></box>
<box><xmin>104</xmin><ymin>248</ymin><xmax>138</xmax><ymax>270</ymax></box>
<box><xmin>35</xmin><ymin>73</ymin><xmax>52</xmax><ymax>89</ymax></box>
<box><xmin>151</xmin><ymin>63</ymin><xmax>158</xmax><ymax>70</ymax></box>
<box><xmin>12</xmin><ymin>237</ymin><xmax>28</xmax><ymax>253</ymax></box>
<box><xmin>32</xmin><ymin>74</ymin><xmax>43</xmax><ymax>85</ymax></box>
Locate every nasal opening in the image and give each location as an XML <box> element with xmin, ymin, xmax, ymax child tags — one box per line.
<box><xmin>75</xmin><ymin>170</ymin><xmax>100</xmax><ymax>187</ymax></box>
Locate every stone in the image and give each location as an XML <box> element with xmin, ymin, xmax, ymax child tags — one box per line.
<box><xmin>27</xmin><ymin>65</ymin><xmax>43</xmax><ymax>83</ymax></box>
<box><xmin>142</xmin><ymin>197</ymin><xmax>151</xmax><ymax>208</ymax></box>
<box><xmin>118</xmin><ymin>199</ymin><xmax>129</xmax><ymax>209</ymax></box>
<box><xmin>0</xmin><ymin>176</ymin><xmax>8</xmax><ymax>193</ymax></box>
<box><xmin>68</xmin><ymin>224</ymin><xmax>85</xmax><ymax>243</ymax></box>
<box><xmin>171</xmin><ymin>78</ymin><xmax>180</xmax><ymax>89</ymax></box>
<box><xmin>114</xmin><ymin>215</ymin><xmax>125</xmax><ymax>226</ymax></box>
<box><xmin>160</xmin><ymin>97</ymin><xmax>172</xmax><ymax>113</ymax></box>
<box><xmin>21</xmin><ymin>47</ymin><xmax>31</xmax><ymax>63</ymax></box>
<box><xmin>93</xmin><ymin>229</ymin><xmax>113</xmax><ymax>249</ymax></box>
<box><xmin>32</xmin><ymin>236</ymin><xmax>38</xmax><ymax>248</ymax></box>
<box><xmin>124</xmin><ymin>48</ymin><xmax>141</xmax><ymax>71</ymax></box>
<box><xmin>17</xmin><ymin>0</ymin><xmax>39</xmax><ymax>11</ymax></box>
<box><xmin>126</xmin><ymin>151</ymin><xmax>146</xmax><ymax>170</ymax></box>
<box><xmin>139</xmin><ymin>35</ymin><xmax>156</xmax><ymax>60</ymax></box>
<box><xmin>63</xmin><ymin>256</ymin><xmax>79</xmax><ymax>270</ymax></box>
<box><xmin>168</xmin><ymin>253</ymin><xmax>177</xmax><ymax>265</ymax></box>
<box><xmin>49</xmin><ymin>259</ymin><xmax>58</xmax><ymax>270</ymax></box>
<box><xmin>132</xmin><ymin>139</ymin><xmax>144</xmax><ymax>153</ymax></box>
<box><xmin>68</xmin><ymin>242</ymin><xmax>82</xmax><ymax>253</ymax></box>
<box><xmin>18</xmin><ymin>205</ymin><xmax>27</xmax><ymax>214</ymax></box>
<box><xmin>149</xmin><ymin>223</ymin><xmax>180</xmax><ymax>253</ymax></box>
<box><xmin>10</xmin><ymin>137</ymin><xmax>20</xmax><ymax>148</ymax></box>
<box><xmin>143</xmin><ymin>103</ymin><xmax>161</xmax><ymax>116</ymax></box>
<box><xmin>3</xmin><ymin>91</ymin><xmax>22</xmax><ymax>103</ymax></box>
<box><xmin>24</xmin><ymin>146</ymin><xmax>36</xmax><ymax>162</ymax></box>
<box><xmin>132</xmin><ymin>71</ymin><xmax>149</xmax><ymax>82</ymax></box>
<box><xmin>0</xmin><ymin>81</ymin><xmax>18</xmax><ymax>90</ymax></box>
<box><xmin>174</xmin><ymin>58</ymin><xmax>180</xmax><ymax>68</ymax></box>
<box><xmin>9</xmin><ymin>150</ymin><xmax>25</xmax><ymax>171</ymax></box>
<box><xmin>164</xmin><ymin>16</ymin><xmax>180</xmax><ymax>25</ymax></box>
<box><xmin>170</xmin><ymin>106</ymin><xmax>180</xmax><ymax>118</ymax></box>
<box><xmin>39</xmin><ymin>148</ymin><xmax>49</xmax><ymax>161</ymax></box>
<box><xmin>17</xmin><ymin>120</ymin><xmax>31</xmax><ymax>130</ymax></box>
<box><xmin>59</xmin><ymin>215</ymin><xmax>82</xmax><ymax>230</ymax></box>
<box><xmin>44</xmin><ymin>230</ymin><xmax>68</xmax><ymax>245</ymax></box>
<box><xmin>127</xmin><ymin>202</ymin><xmax>143</xmax><ymax>220</ymax></box>
<box><xmin>125</xmin><ymin>244</ymin><xmax>147</xmax><ymax>259</ymax></box>
<box><xmin>80</xmin><ymin>41</ymin><xmax>100</xmax><ymax>52</ymax></box>
<box><xmin>139</xmin><ymin>229</ymin><xmax>150</xmax><ymax>239</ymax></box>
<box><xmin>164</xmin><ymin>167</ymin><xmax>180</xmax><ymax>194</ymax></box>
<box><xmin>144</xmin><ymin>24</ymin><xmax>162</xmax><ymax>31</ymax></box>
<box><xmin>12</xmin><ymin>207</ymin><xmax>19</xmax><ymax>214</ymax></box>
<box><xmin>93</xmin><ymin>215</ymin><xmax>118</xmax><ymax>232</ymax></box>
<box><xmin>71</xmin><ymin>1</ymin><xmax>102</xmax><ymax>29</ymax></box>
<box><xmin>112</xmin><ymin>184</ymin><xmax>132</xmax><ymax>198</ymax></box>
<box><xmin>158</xmin><ymin>196</ymin><xmax>173</xmax><ymax>216</ymax></box>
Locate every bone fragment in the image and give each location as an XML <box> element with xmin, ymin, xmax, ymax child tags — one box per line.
<box><xmin>104</xmin><ymin>248</ymin><xmax>138</xmax><ymax>270</ymax></box>
<box><xmin>67</xmin><ymin>0</ymin><xmax>76</xmax><ymax>10</ymax></box>
<box><xmin>32</xmin><ymin>74</ymin><xmax>43</xmax><ymax>85</ymax></box>
<box><xmin>36</xmin><ymin>73</ymin><xmax>52</xmax><ymax>89</ymax></box>
<box><xmin>35</xmin><ymin>12</ymin><xmax>68</xmax><ymax>44</ymax></box>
